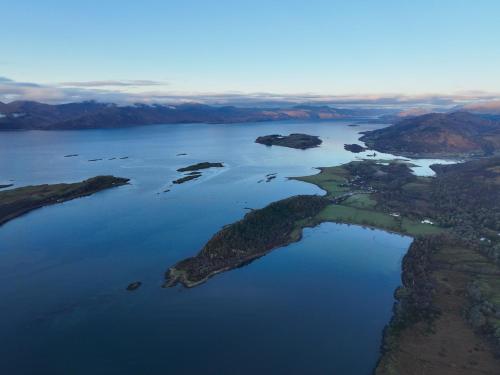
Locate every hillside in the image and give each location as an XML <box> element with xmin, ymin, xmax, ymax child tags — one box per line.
<box><xmin>360</xmin><ymin>111</ymin><xmax>500</xmax><ymax>158</ymax></box>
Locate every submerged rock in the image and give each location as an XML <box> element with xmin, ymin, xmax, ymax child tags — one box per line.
<box><xmin>126</xmin><ymin>281</ymin><xmax>142</xmax><ymax>291</ymax></box>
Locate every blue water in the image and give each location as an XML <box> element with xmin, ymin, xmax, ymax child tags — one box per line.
<box><xmin>0</xmin><ymin>120</ymin><xmax>414</xmax><ymax>374</ymax></box>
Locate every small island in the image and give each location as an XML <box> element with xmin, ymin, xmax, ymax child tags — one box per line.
<box><xmin>177</xmin><ymin>162</ymin><xmax>224</xmax><ymax>172</ymax></box>
<box><xmin>172</xmin><ymin>162</ymin><xmax>224</xmax><ymax>184</ymax></box>
<box><xmin>0</xmin><ymin>176</ymin><xmax>129</xmax><ymax>225</ymax></box>
<box><xmin>255</xmin><ymin>133</ymin><xmax>322</xmax><ymax>149</ymax></box>
<box><xmin>0</xmin><ymin>184</ymin><xmax>14</xmax><ymax>189</ymax></box>
<box><xmin>172</xmin><ymin>173</ymin><xmax>202</xmax><ymax>184</ymax></box>
<box><xmin>344</xmin><ymin>144</ymin><xmax>367</xmax><ymax>153</ymax></box>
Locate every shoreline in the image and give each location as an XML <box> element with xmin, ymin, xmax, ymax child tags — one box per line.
<box><xmin>164</xmin><ymin>157</ymin><xmax>500</xmax><ymax>373</ymax></box>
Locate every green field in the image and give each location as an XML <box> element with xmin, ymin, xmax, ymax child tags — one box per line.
<box><xmin>315</xmin><ymin>202</ymin><xmax>444</xmax><ymax>236</ymax></box>
<box><xmin>294</xmin><ymin>163</ymin><xmax>444</xmax><ymax>236</ymax></box>
<box><xmin>342</xmin><ymin>193</ymin><xmax>377</xmax><ymax>209</ymax></box>
<box><xmin>292</xmin><ymin>166</ymin><xmax>349</xmax><ymax>196</ymax></box>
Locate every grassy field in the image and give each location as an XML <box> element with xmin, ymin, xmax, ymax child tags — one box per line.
<box><xmin>342</xmin><ymin>193</ymin><xmax>377</xmax><ymax>209</ymax></box>
<box><xmin>294</xmin><ymin>163</ymin><xmax>445</xmax><ymax>236</ymax></box>
<box><xmin>292</xmin><ymin>166</ymin><xmax>349</xmax><ymax>196</ymax></box>
<box><xmin>359</xmin><ymin>158</ymin><xmax>420</xmax><ymax>167</ymax></box>
<box><xmin>377</xmin><ymin>242</ymin><xmax>500</xmax><ymax>375</ymax></box>
<box><xmin>315</xmin><ymin>203</ymin><xmax>443</xmax><ymax>236</ymax></box>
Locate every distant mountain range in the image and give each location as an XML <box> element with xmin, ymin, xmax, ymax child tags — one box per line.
<box><xmin>360</xmin><ymin>111</ymin><xmax>500</xmax><ymax>158</ymax></box>
<box><xmin>0</xmin><ymin>101</ymin><xmax>386</xmax><ymax>130</ymax></box>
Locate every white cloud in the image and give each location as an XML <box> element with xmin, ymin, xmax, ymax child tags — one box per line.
<box><xmin>1</xmin><ymin>76</ymin><xmax>500</xmax><ymax>109</ymax></box>
<box><xmin>60</xmin><ymin>80</ymin><xmax>166</xmax><ymax>87</ymax></box>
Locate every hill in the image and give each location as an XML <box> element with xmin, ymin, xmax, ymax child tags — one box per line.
<box><xmin>360</xmin><ymin>111</ymin><xmax>500</xmax><ymax>158</ymax></box>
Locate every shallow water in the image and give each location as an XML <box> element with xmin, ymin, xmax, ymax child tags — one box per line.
<box><xmin>0</xmin><ymin>120</ymin><xmax>428</xmax><ymax>374</ymax></box>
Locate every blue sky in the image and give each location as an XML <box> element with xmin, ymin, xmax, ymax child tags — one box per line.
<box><xmin>2</xmin><ymin>0</ymin><xmax>500</xmax><ymax>103</ymax></box>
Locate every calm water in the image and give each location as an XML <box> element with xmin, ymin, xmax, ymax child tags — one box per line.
<box><xmin>0</xmin><ymin>120</ymin><xmax>430</xmax><ymax>374</ymax></box>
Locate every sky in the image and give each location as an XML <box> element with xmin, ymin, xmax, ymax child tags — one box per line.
<box><xmin>2</xmin><ymin>0</ymin><xmax>500</xmax><ymax>105</ymax></box>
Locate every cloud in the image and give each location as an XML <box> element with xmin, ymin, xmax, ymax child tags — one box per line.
<box><xmin>0</xmin><ymin>76</ymin><xmax>40</xmax><ymax>88</ymax></box>
<box><xmin>60</xmin><ymin>80</ymin><xmax>166</xmax><ymax>87</ymax></box>
<box><xmin>2</xmin><ymin>76</ymin><xmax>500</xmax><ymax>111</ymax></box>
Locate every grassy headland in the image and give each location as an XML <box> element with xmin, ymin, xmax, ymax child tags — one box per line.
<box><xmin>0</xmin><ymin>176</ymin><xmax>129</xmax><ymax>225</ymax></box>
<box><xmin>164</xmin><ymin>195</ymin><xmax>330</xmax><ymax>287</ymax></box>
<box><xmin>293</xmin><ymin>161</ymin><xmax>444</xmax><ymax>236</ymax></box>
